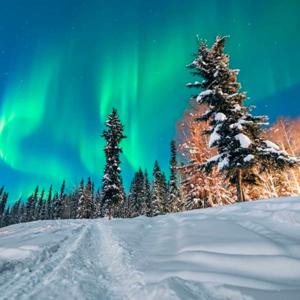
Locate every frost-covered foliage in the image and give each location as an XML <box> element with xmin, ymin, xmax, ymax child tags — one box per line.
<box><xmin>165</xmin><ymin>140</ymin><xmax>182</xmax><ymax>212</ymax></box>
<box><xmin>187</xmin><ymin>36</ymin><xmax>299</xmax><ymax>202</ymax></box>
<box><xmin>126</xmin><ymin>169</ymin><xmax>148</xmax><ymax>217</ymax></box>
<box><xmin>177</xmin><ymin>103</ymin><xmax>235</xmax><ymax>208</ymax></box>
<box><xmin>101</xmin><ymin>108</ymin><xmax>126</xmax><ymax>218</ymax></box>
<box><xmin>151</xmin><ymin>161</ymin><xmax>167</xmax><ymax>216</ymax></box>
<box><xmin>77</xmin><ymin>178</ymin><xmax>95</xmax><ymax>219</ymax></box>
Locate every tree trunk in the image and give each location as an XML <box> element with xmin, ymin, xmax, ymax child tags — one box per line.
<box><xmin>236</xmin><ymin>169</ymin><xmax>245</xmax><ymax>202</ymax></box>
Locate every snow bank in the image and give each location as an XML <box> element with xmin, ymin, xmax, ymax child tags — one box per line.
<box><xmin>1</xmin><ymin>197</ymin><xmax>300</xmax><ymax>300</ymax></box>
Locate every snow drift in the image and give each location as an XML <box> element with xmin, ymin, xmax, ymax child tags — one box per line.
<box><xmin>1</xmin><ymin>197</ymin><xmax>300</xmax><ymax>300</ymax></box>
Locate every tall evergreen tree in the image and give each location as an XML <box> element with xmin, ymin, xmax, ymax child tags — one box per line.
<box><xmin>0</xmin><ymin>191</ymin><xmax>9</xmax><ymax>228</ymax></box>
<box><xmin>151</xmin><ymin>161</ymin><xmax>166</xmax><ymax>216</ymax></box>
<box><xmin>10</xmin><ymin>199</ymin><xmax>21</xmax><ymax>225</ymax></box>
<box><xmin>2</xmin><ymin>207</ymin><xmax>11</xmax><ymax>227</ymax></box>
<box><xmin>101</xmin><ymin>108</ymin><xmax>126</xmax><ymax>218</ymax></box>
<box><xmin>19</xmin><ymin>202</ymin><xmax>26</xmax><ymax>223</ymax></box>
<box><xmin>70</xmin><ymin>188</ymin><xmax>80</xmax><ymax>219</ymax></box>
<box><xmin>187</xmin><ymin>36</ymin><xmax>299</xmax><ymax>202</ymax></box>
<box><xmin>25</xmin><ymin>186</ymin><xmax>39</xmax><ymax>222</ymax></box>
<box><xmin>94</xmin><ymin>189</ymin><xmax>102</xmax><ymax>218</ymax></box>
<box><xmin>45</xmin><ymin>185</ymin><xmax>53</xmax><ymax>220</ymax></box>
<box><xmin>77</xmin><ymin>178</ymin><xmax>94</xmax><ymax>219</ymax></box>
<box><xmin>143</xmin><ymin>171</ymin><xmax>152</xmax><ymax>216</ymax></box>
<box><xmin>167</xmin><ymin>140</ymin><xmax>181</xmax><ymax>212</ymax></box>
<box><xmin>0</xmin><ymin>190</ymin><xmax>8</xmax><ymax>220</ymax></box>
<box><xmin>128</xmin><ymin>169</ymin><xmax>145</xmax><ymax>217</ymax></box>
<box><xmin>35</xmin><ymin>189</ymin><xmax>45</xmax><ymax>220</ymax></box>
<box><xmin>53</xmin><ymin>193</ymin><xmax>62</xmax><ymax>219</ymax></box>
<box><xmin>59</xmin><ymin>180</ymin><xmax>67</xmax><ymax>218</ymax></box>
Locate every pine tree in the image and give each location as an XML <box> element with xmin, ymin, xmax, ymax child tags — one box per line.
<box><xmin>35</xmin><ymin>189</ymin><xmax>44</xmax><ymax>220</ymax></box>
<box><xmin>45</xmin><ymin>185</ymin><xmax>53</xmax><ymax>220</ymax></box>
<box><xmin>25</xmin><ymin>186</ymin><xmax>39</xmax><ymax>222</ymax></box>
<box><xmin>101</xmin><ymin>108</ymin><xmax>126</xmax><ymax>219</ymax></box>
<box><xmin>187</xmin><ymin>36</ymin><xmax>299</xmax><ymax>202</ymax></box>
<box><xmin>77</xmin><ymin>178</ymin><xmax>94</xmax><ymax>219</ymax></box>
<box><xmin>19</xmin><ymin>202</ymin><xmax>26</xmax><ymax>223</ymax></box>
<box><xmin>0</xmin><ymin>192</ymin><xmax>8</xmax><ymax>228</ymax></box>
<box><xmin>0</xmin><ymin>190</ymin><xmax>8</xmax><ymax>220</ymax></box>
<box><xmin>10</xmin><ymin>199</ymin><xmax>21</xmax><ymax>225</ymax></box>
<box><xmin>39</xmin><ymin>195</ymin><xmax>47</xmax><ymax>220</ymax></box>
<box><xmin>167</xmin><ymin>140</ymin><xmax>181</xmax><ymax>212</ymax></box>
<box><xmin>128</xmin><ymin>169</ymin><xmax>145</xmax><ymax>217</ymax></box>
<box><xmin>94</xmin><ymin>189</ymin><xmax>102</xmax><ymax>218</ymax></box>
<box><xmin>53</xmin><ymin>193</ymin><xmax>62</xmax><ymax>220</ymax></box>
<box><xmin>2</xmin><ymin>207</ymin><xmax>11</xmax><ymax>227</ymax></box>
<box><xmin>151</xmin><ymin>161</ymin><xmax>166</xmax><ymax>216</ymax></box>
<box><xmin>143</xmin><ymin>171</ymin><xmax>152</xmax><ymax>216</ymax></box>
<box><xmin>76</xmin><ymin>179</ymin><xmax>85</xmax><ymax>219</ymax></box>
<box><xmin>59</xmin><ymin>180</ymin><xmax>67</xmax><ymax>219</ymax></box>
<box><xmin>70</xmin><ymin>189</ymin><xmax>80</xmax><ymax>219</ymax></box>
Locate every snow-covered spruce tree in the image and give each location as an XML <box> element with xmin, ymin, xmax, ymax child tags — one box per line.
<box><xmin>0</xmin><ymin>190</ymin><xmax>8</xmax><ymax>228</ymax></box>
<box><xmin>35</xmin><ymin>189</ymin><xmax>44</xmax><ymax>220</ymax></box>
<box><xmin>187</xmin><ymin>36</ymin><xmax>299</xmax><ymax>202</ymax></box>
<box><xmin>25</xmin><ymin>186</ymin><xmax>39</xmax><ymax>222</ymax></box>
<box><xmin>94</xmin><ymin>189</ymin><xmax>102</xmax><ymax>218</ymax></box>
<box><xmin>77</xmin><ymin>178</ymin><xmax>94</xmax><ymax>219</ymax></box>
<box><xmin>53</xmin><ymin>193</ymin><xmax>62</xmax><ymax>220</ymax></box>
<box><xmin>39</xmin><ymin>194</ymin><xmax>47</xmax><ymax>220</ymax></box>
<box><xmin>127</xmin><ymin>169</ymin><xmax>146</xmax><ymax>217</ymax></box>
<box><xmin>101</xmin><ymin>108</ymin><xmax>126</xmax><ymax>219</ymax></box>
<box><xmin>76</xmin><ymin>179</ymin><xmax>85</xmax><ymax>218</ymax></box>
<box><xmin>151</xmin><ymin>161</ymin><xmax>167</xmax><ymax>216</ymax></box>
<box><xmin>70</xmin><ymin>187</ymin><xmax>80</xmax><ymax>219</ymax></box>
<box><xmin>143</xmin><ymin>171</ymin><xmax>152</xmax><ymax>216</ymax></box>
<box><xmin>10</xmin><ymin>199</ymin><xmax>21</xmax><ymax>225</ymax></box>
<box><xmin>45</xmin><ymin>185</ymin><xmax>53</xmax><ymax>220</ymax></box>
<box><xmin>0</xmin><ymin>188</ymin><xmax>8</xmax><ymax>217</ymax></box>
<box><xmin>59</xmin><ymin>180</ymin><xmax>67</xmax><ymax>219</ymax></box>
<box><xmin>19</xmin><ymin>202</ymin><xmax>26</xmax><ymax>223</ymax></box>
<box><xmin>166</xmin><ymin>140</ymin><xmax>181</xmax><ymax>212</ymax></box>
<box><xmin>1</xmin><ymin>207</ymin><xmax>11</xmax><ymax>227</ymax></box>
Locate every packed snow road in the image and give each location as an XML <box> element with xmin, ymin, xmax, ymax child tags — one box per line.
<box><xmin>1</xmin><ymin>197</ymin><xmax>300</xmax><ymax>300</ymax></box>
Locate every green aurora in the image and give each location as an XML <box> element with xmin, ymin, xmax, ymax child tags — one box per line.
<box><xmin>0</xmin><ymin>0</ymin><xmax>300</xmax><ymax>201</ymax></box>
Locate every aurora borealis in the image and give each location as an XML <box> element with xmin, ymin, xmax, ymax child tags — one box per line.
<box><xmin>0</xmin><ymin>0</ymin><xmax>300</xmax><ymax>201</ymax></box>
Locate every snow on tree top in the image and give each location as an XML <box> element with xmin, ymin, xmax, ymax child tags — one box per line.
<box><xmin>244</xmin><ymin>154</ymin><xmax>254</xmax><ymax>162</ymax></box>
<box><xmin>206</xmin><ymin>154</ymin><xmax>222</xmax><ymax>163</ymax></box>
<box><xmin>214</xmin><ymin>112</ymin><xmax>227</xmax><ymax>122</ymax></box>
<box><xmin>232</xmin><ymin>104</ymin><xmax>241</xmax><ymax>111</ymax></box>
<box><xmin>197</xmin><ymin>90</ymin><xmax>213</xmax><ymax>102</ymax></box>
<box><xmin>217</xmin><ymin>156</ymin><xmax>229</xmax><ymax>171</ymax></box>
<box><xmin>208</xmin><ymin>124</ymin><xmax>221</xmax><ymax>148</ymax></box>
<box><xmin>263</xmin><ymin>140</ymin><xmax>280</xmax><ymax>150</ymax></box>
<box><xmin>235</xmin><ymin>133</ymin><xmax>252</xmax><ymax>148</ymax></box>
<box><xmin>186</xmin><ymin>81</ymin><xmax>201</xmax><ymax>87</ymax></box>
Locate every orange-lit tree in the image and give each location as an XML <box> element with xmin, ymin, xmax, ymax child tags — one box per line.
<box><xmin>177</xmin><ymin>101</ymin><xmax>235</xmax><ymax>208</ymax></box>
<box><xmin>264</xmin><ymin>118</ymin><xmax>300</xmax><ymax>196</ymax></box>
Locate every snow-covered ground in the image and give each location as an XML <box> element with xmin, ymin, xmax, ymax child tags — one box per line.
<box><xmin>1</xmin><ymin>197</ymin><xmax>300</xmax><ymax>300</ymax></box>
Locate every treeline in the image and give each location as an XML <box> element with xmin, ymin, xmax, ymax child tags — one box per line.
<box><xmin>0</xmin><ymin>139</ymin><xmax>182</xmax><ymax>228</ymax></box>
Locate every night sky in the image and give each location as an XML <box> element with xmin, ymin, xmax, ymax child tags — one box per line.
<box><xmin>0</xmin><ymin>0</ymin><xmax>300</xmax><ymax>201</ymax></box>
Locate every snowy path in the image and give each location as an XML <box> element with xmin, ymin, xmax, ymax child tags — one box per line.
<box><xmin>1</xmin><ymin>197</ymin><xmax>300</xmax><ymax>299</ymax></box>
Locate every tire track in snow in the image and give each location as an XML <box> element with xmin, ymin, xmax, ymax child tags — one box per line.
<box><xmin>0</xmin><ymin>223</ymin><xmax>87</xmax><ymax>300</ymax></box>
<box><xmin>95</xmin><ymin>220</ymin><xmax>145</xmax><ymax>300</ymax></box>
